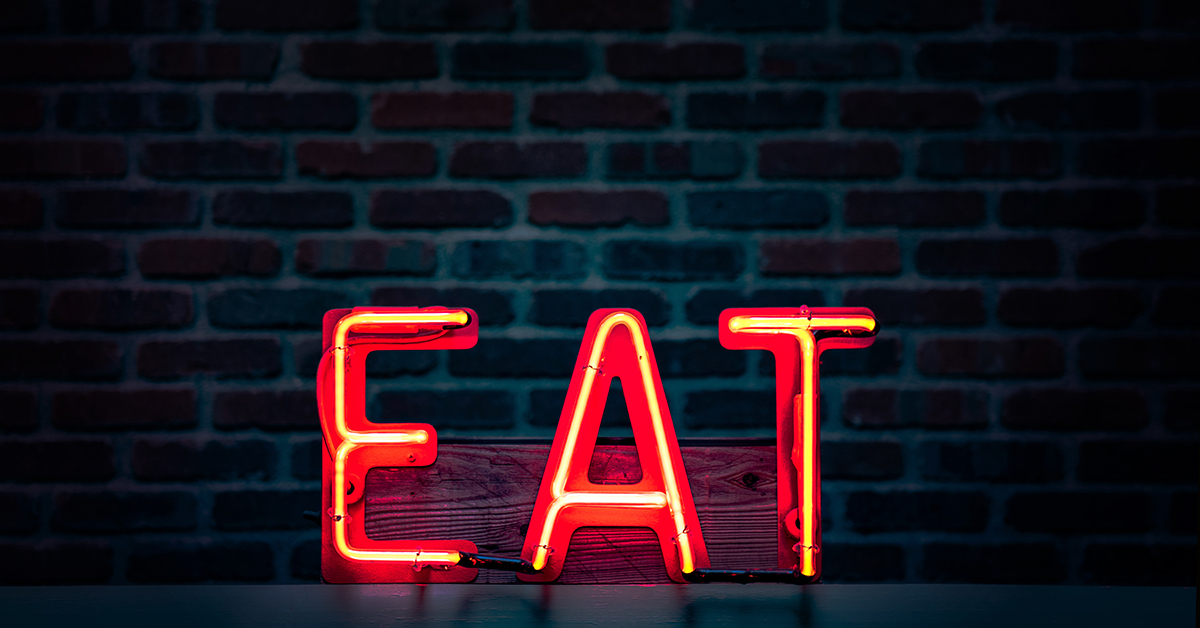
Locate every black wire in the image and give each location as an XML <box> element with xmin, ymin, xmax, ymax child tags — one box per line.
<box><xmin>683</xmin><ymin>568</ymin><xmax>817</xmax><ymax>585</ymax></box>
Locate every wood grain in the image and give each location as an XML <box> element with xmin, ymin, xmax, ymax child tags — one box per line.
<box><xmin>364</xmin><ymin>443</ymin><xmax>779</xmax><ymax>583</ymax></box>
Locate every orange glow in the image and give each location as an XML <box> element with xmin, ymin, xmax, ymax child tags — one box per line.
<box><xmin>720</xmin><ymin>307</ymin><xmax>877</xmax><ymax>579</ymax></box>
<box><xmin>519</xmin><ymin>309</ymin><xmax>709</xmax><ymax>582</ymax></box>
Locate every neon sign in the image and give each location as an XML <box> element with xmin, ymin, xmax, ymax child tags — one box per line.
<box><xmin>317</xmin><ymin>305</ymin><xmax>876</xmax><ymax>584</ymax></box>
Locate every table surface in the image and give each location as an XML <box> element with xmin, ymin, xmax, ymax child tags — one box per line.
<box><xmin>4</xmin><ymin>584</ymin><xmax>1195</xmax><ymax>627</ymax></box>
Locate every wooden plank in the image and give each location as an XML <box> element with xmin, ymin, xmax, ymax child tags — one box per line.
<box><xmin>364</xmin><ymin>443</ymin><xmax>779</xmax><ymax>584</ymax></box>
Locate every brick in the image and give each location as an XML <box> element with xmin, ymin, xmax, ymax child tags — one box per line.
<box><xmin>61</xmin><ymin>0</ymin><xmax>202</xmax><ymax>33</ymax></box>
<box><xmin>532</xmin><ymin>92</ymin><xmax>668</xmax><ymax>129</ymax></box>
<box><xmin>761</xmin><ymin>335</ymin><xmax>902</xmax><ymax>377</ymax></box>
<box><xmin>822</xmin><ymin>544</ymin><xmax>905</xmax><ymax>583</ymax></box>
<box><xmin>372</xmin><ymin>287</ymin><xmax>513</xmax><ymax>326</ymax></box>
<box><xmin>1157</xmin><ymin>187</ymin><xmax>1199</xmax><ymax>228</ymax></box>
<box><xmin>761</xmin><ymin>43</ymin><xmax>901</xmax><ymax>79</ymax></box>
<box><xmin>133</xmin><ymin>439</ymin><xmax>273</xmax><ymax>482</ymax></box>
<box><xmin>1078</xmin><ymin>139</ymin><xmax>1200</xmax><ymax>178</ymax></box>
<box><xmin>300</xmin><ymin>41</ymin><xmax>437</xmax><ymax>80</ymax></box>
<box><xmin>653</xmin><ymin>340</ymin><xmax>744</xmax><ymax>378</ymax></box>
<box><xmin>842</xmin><ymin>0</ymin><xmax>981</xmax><ymax>31</ymax></box>
<box><xmin>215</xmin><ymin>0</ymin><xmax>357</xmax><ymax>31</ymax></box>
<box><xmin>845</xmin><ymin>288</ymin><xmax>985</xmax><ymax>326</ymax></box>
<box><xmin>918</xmin><ymin>338</ymin><xmax>1064</xmax><ymax>378</ymax></box>
<box><xmin>685</xmin><ymin>289</ymin><xmax>826</xmax><ymax>326</ymax></box>
<box><xmin>127</xmin><ymin>542</ymin><xmax>274</xmax><ymax>583</ymax></box>
<box><xmin>841</xmin><ymin>91</ymin><xmax>981</xmax><ymax>129</ymax></box>
<box><xmin>1170</xmin><ymin>492</ymin><xmax>1196</xmax><ymax>534</ymax></box>
<box><xmin>376</xmin><ymin>0</ymin><xmax>513</xmax><ymax>31</ymax></box>
<box><xmin>453</xmin><ymin>42</ymin><xmax>587</xmax><ymax>80</ymax></box>
<box><xmin>1002</xmin><ymin>389</ymin><xmax>1146</xmax><ymax>431</ymax></box>
<box><xmin>843</xmin><ymin>388</ymin><xmax>989</xmax><ymax>430</ymax></box>
<box><xmin>996</xmin><ymin>0</ymin><xmax>1139</xmax><ymax>31</ymax></box>
<box><xmin>846</xmin><ymin>491</ymin><xmax>988</xmax><ymax>533</ymax></box>
<box><xmin>0</xmin><ymin>0</ymin><xmax>46</xmax><ymax>32</ymax></box>
<box><xmin>449</xmin><ymin>339</ymin><xmax>577</xmax><ymax>378</ymax></box>
<box><xmin>684</xmin><ymin>391</ymin><xmax>775</xmax><ymax>429</ymax></box>
<box><xmin>606</xmin><ymin>42</ymin><xmax>744</xmax><ymax>80</ymax></box>
<box><xmin>1006</xmin><ymin>492</ymin><xmax>1152</xmax><ymax>533</ymax></box>
<box><xmin>845</xmin><ymin>191</ymin><xmax>985</xmax><ymax>227</ymax></box>
<box><xmin>452</xmin><ymin>240</ymin><xmax>584</xmax><ymax>279</ymax></box>
<box><xmin>823</xmin><ymin>442</ymin><xmax>904</xmax><ymax>479</ymax></box>
<box><xmin>215</xmin><ymin>92</ymin><xmax>355</xmax><ymax>130</ymax></box>
<box><xmin>213</xmin><ymin>390</ymin><xmax>318</xmax><ymax>431</ymax></box>
<box><xmin>760</xmin><ymin>238</ymin><xmax>901</xmax><ymax>276</ymax></box>
<box><xmin>0</xmin><ymin>189</ymin><xmax>42</xmax><ymax>228</ymax></box>
<box><xmin>998</xmin><ymin>288</ymin><xmax>1142</xmax><ymax>328</ymax></box>
<box><xmin>531</xmin><ymin>0</ymin><xmax>668</xmax><ymax>30</ymax></box>
<box><xmin>1164</xmin><ymin>390</ymin><xmax>1199</xmax><ymax>432</ymax></box>
<box><xmin>139</xmin><ymin>238</ymin><xmax>280</xmax><ymax>279</ymax></box>
<box><xmin>52</xmin><ymin>491</ymin><xmax>194</xmax><ymax>532</ymax></box>
<box><xmin>140</xmin><ymin>141</ymin><xmax>282</xmax><ymax>180</ymax></box>
<box><xmin>997</xmin><ymin>91</ymin><xmax>1139</xmax><ymax>130</ymax></box>
<box><xmin>297</xmin><ymin>141</ymin><xmax>435</xmax><ymax>179</ymax></box>
<box><xmin>919</xmin><ymin>140</ymin><xmax>1061</xmax><ymax>179</ymax></box>
<box><xmin>59</xmin><ymin>190</ymin><xmax>195</xmax><ymax>229</ymax></box>
<box><xmin>759</xmin><ymin>141</ymin><xmax>901</xmax><ymax>179</ymax></box>
<box><xmin>687</xmin><ymin>91</ymin><xmax>824</xmax><ymax>129</ymax></box>
<box><xmin>53</xmin><ymin>389</ymin><xmax>196</xmax><ymax>431</ymax></box>
<box><xmin>916</xmin><ymin>41</ymin><xmax>1057</xmax><ymax>81</ymax></box>
<box><xmin>209</xmin><ymin>289</ymin><xmax>347</xmax><ymax>329</ymax></box>
<box><xmin>291</xmin><ymin>540</ymin><xmax>321</xmax><ymax>581</ymax></box>
<box><xmin>137</xmin><ymin>339</ymin><xmax>281</xmax><ymax>380</ymax></box>
<box><xmin>922</xmin><ymin>543</ymin><xmax>1064</xmax><ymax>584</ymax></box>
<box><xmin>999</xmin><ymin>189</ymin><xmax>1143</xmax><ymax>229</ymax></box>
<box><xmin>371</xmin><ymin>190</ymin><xmax>512</xmax><ymax>229</ymax></box>
<box><xmin>58</xmin><ymin>92</ymin><xmax>197</xmax><ymax>131</ymax></box>
<box><xmin>1082</xmin><ymin>544</ymin><xmax>1196</xmax><ymax>586</ymax></box>
<box><xmin>1155</xmin><ymin>89</ymin><xmax>1200</xmax><ymax>129</ymax></box>
<box><xmin>1078</xmin><ymin>239</ymin><xmax>1200</xmax><ymax>278</ymax></box>
<box><xmin>689</xmin><ymin>190</ymin><xmax>827</xmax><ymax>229</ymax></box>
<box><xmin>49</xmin><ymin>289</ymin><xmax>190</xmax><ymax>331</ymax></box>
<box><xmin>530</xmin><ymin>290</ymin><xmax>668</xmax><ymax>327</ymax></box>
<box><xmin>0</xmin><ymin>341</ymin><xmax>121</xmax><ymax>381</ymax></box>
<box><xmin>213</xmin><ymin>191</ymin><xmax>352</xmax><ymax>228</ymax></box>
<box><xmin>0</xmin><ymin>141</ymin><xmax>126</xmax><ymax>179</ymax></box>
<box><xmin>213</xmin><ymin>490</ymin><xmax>319</xmax><ymax>530</ymax></box>
<box><xmin>0</xmin><ymin>239</ymin><xmax>124</xmax><ymax>278</ymax></box>
<box><xmin>291</xmin><ymin>439</ymin><xmax>321</xmax><ymax>480</ymax></box>
<box><xmin>0</xmin><ymin>390</ymin><xmax>38</xmax><ymax>432</ymax></box>
<box><xmin>603</xmin><ymin>240</ymin><xmax>743</xmax><ymax>281</ymax></box>
<box><xmin>149</xmin><ymin>42</ymin><xmax>279</xmax><ymax>80</ymax></box>
<box><xmin>0</xmin><ymin>43</ymin><xmax>132</xmax><ymax>81</ymax></box>
<box><xmin>1079</xmin><ymin>441</ymin><xmax>1197</xmax><ymax>484</ymax></box>
<box><xmin>1155</xmin><ymin>288</ymin><xmax>1200</xmax><ymax>327</ymax></box>
<box><xmin>0</xmin><ymin>493</ymin><xmax>37</xmax><ymax>534</ymax></box>
<box><xmin>529</xmin><ymin>191</ymin><xmax>668</xmax><ymax>227</ymax></box>
<box><xmin>372</xmin><ymin>92</ymin><xmax>512</xmax><ymax>129</ymax></box>
<box><xmin>687</xmin><ymin>0</ymin><xmax>825</xmax><ymax>31</ymax></box>
<box><xmin>1073</xmin><ymin>39</ymin><xmax>1200</xmax><ymax>80</ymax></box>
<box><xmin>0</xmin><ymin>441</ymin><xmax>114</xmax><ymax>482</ymax></box>
<box><xmin>610</xmin><ymin>142</ymin><xmax>742</xmax><ymax>181</ymax></box>
<box><xmin>0</xmin><ymin>288</ymin><xmax>38</xmax><ymax>329</ymax></box>
<box><xmin>1080</xmin><ymin>337</ymin><xmax>1200</xmax><ymax>380</ymax></box>
<box><xmin>920</xmin><ymin>441</ymin><xmax>1062</xmax><ymax>483</ymax></box>
<box><xmin>295</xmin><ymin>239</ymin><xmax>436</xmax><ymax>277</ymax></box>
<box><xmin>529</xmin><ymin>386</ymin><xmax>630</xmax><ymax>427</ymax></box>
<box><xmin>0</xmin><ymin>543</ymin><xmax>112</xmax><ymax>585</ymax></box>
<box><xmin>917</xmin><ymin>238</ymin><xmax>1058</xmax><ymax>277</ymax></box>
<box><xmin>450</xmin><ymin>142</ymin><xmax>586</xmax><ymax>179</ymax></box>
<box><xmin>0</xmin><ymin>91</ymin><xmax>43</xmax><ymax>129</ymax></box>
<box><xmin>372</xmin><ymin>391</ymin><xmax>515</xmax><ymax>429</ymax></box>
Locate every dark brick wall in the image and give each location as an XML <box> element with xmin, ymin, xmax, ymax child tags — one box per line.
<box><xmin>0</xmin><ymin>0</ymin><xmax>1196</xmax><ymax>586</ymax></box>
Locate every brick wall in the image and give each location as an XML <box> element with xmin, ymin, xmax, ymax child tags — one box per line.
<box><xmin>0</xmin><ymin>0</ymin><xmax>1196</xmax><ymax>586</ymax></box>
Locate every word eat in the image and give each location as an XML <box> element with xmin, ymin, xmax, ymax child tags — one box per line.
<box><xmin>316</xmin><ymin>306</ymin><xmax>877</xmax><ymax>584</ymax></box>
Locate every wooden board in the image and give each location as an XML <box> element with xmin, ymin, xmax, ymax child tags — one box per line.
<box><xmin>364</xmin><ymin>441</ymin><xmax>779</xmax><ymax>583</ymax></box>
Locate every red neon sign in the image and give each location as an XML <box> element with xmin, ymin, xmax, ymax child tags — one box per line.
<box><xmin>316</xmin><ymin>305</ymin><xmax>876</xmax><ymax>584</ymax></box>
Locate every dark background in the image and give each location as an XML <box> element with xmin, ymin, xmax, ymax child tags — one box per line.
<box><xmin>0</xmin><ymin>0</ymin><xmax>1196</xmax><ymax>586</ymax></box>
